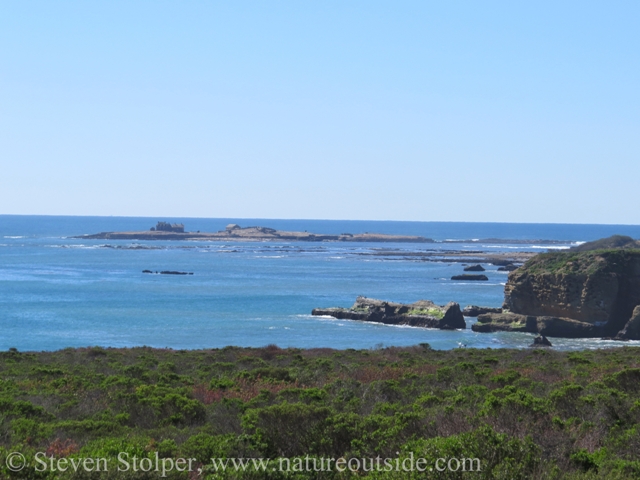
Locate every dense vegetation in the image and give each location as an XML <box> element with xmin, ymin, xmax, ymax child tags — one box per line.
<box><xmin>522</xmin><ymin>249</ymin><xmax>640</xmax><ymax>276</ymax></box>
<box><xmin>1</xmin><ymin>345</ymin><xmax>640</xmax><ymax>478</ymax></box>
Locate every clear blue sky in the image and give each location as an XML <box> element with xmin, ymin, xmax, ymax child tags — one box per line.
<box><xmin>1</xmin><ymin>1</ymin><xmax>638</xmax><ymax>223</ymax></box>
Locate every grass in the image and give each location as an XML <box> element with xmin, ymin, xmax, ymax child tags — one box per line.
<box><xmin>522</xmin><ymin>249</ymin><xmax>640</xmax><ymax>276</ymax></box>
<box><xmin>1</xmin><ymin>345</ymin><xmax>640</xmax><ymax>478</ymax></box>
<box><xmin>407</xmin><ymin>308</ymin><xmax>445</xmax><ymax>319</ymax></box>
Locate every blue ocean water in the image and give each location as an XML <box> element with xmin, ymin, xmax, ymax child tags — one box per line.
<box><xmin>2</xmin><ymin>215</ymin><xmax>640</xmax><ymax>352</ymax></box>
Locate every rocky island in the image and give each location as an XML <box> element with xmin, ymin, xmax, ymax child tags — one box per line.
<box><xmin>74</xmin><ymin>222</ymin><xmax>435</xmax><ymax>243</ymax></box>
<box><xmin>472</xmin><ymin>235</ymin><xmax>640</xmax><ymax>339</ymax></box>
<box><xmin>312</xmin><ymin>296</ymin><xmax>466</xmax><ymax>330</ymax></box>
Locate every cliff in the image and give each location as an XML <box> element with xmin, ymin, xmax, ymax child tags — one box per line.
<box><xmin>312</xmin><ymin>296</ymin><xmax>466</xmax><ymax>330</ymax></box>
<box><xmin>499</xmin><ymin>245</ymin><xmax>640</xmax><ymax>338</ymax></box>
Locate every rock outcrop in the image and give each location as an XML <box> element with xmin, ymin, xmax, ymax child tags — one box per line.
<box><xmin>471</xmin><ymin>312</ymin><xmax>599</xmax><ymax>338</ymax></box>
<box><xmin>462</xmin><ymin>305</ymin><xmax>502</xmax><ymax>317</ymax></box>
<box><xmin>312</xmin><ymin>296</ymin><xmax>466</xmax><ymax>330</ymax></box>
<box><xmin>451</xmin><ymin>274</ymin><xmax>489</xmax><ymax>281</ymax></box>
<box><xmin>464</xmin><ymin>264</ymin><xmax>485</xmax><ymax>272</ymax></box>
<box><xmin>502</xmin><ymin>246</ymin><xmax>640</xmax><ymax>337</ymax></box>
<box><xmin>615</xmin><ymin>306</ymin><xmax>640</xmax><ymax>340</ymax></box>
<box><xmin>530</xmin><ymin>335</ymin><xmax>553</xmax><ymax>347</ymax></box>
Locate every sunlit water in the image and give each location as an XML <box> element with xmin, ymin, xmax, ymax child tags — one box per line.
<box><xmin>2</xmin><ymin>215</ymin><xmax>640</xmax><ymax>351</ymax></box>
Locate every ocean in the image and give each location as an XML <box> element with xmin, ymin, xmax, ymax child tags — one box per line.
<box><xmin>2</xmin><ymin>215</ymin><xmax>640</xmax><ymax>352</ymax></box>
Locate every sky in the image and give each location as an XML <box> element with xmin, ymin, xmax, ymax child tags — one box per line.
<box><xmin>1</xmin><ymin>1</ymin><xmax>639</xmax><ymax>224</ymax></box>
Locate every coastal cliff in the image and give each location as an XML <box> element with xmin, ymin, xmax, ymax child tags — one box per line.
<box><xmin>312</xmin><ymin>296</ymin><xmax>466</xmax><ymax>330</ymax></box>
<box><xmin>473</xmin><ymin>236</ymin><xmax>640</xmax><ymax>339</ymax></box>
<box><xmin>503</xmin><ymin>249</ymin><xmax>640</xmax><ymax>335</ymax></box>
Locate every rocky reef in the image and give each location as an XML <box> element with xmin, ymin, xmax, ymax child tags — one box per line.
<box><xmin>472</xmin><ymin>236</ymin><xmax>640</xmax><ymax>339</ymax></box>
<box><xmin>312</xmin><ymin>296</ymin><xmax>466</xmax><ymax>330</ymax></box>
<box><xmin>462</xmin><ymin>305</ymin><xmax>502</xmax><ymax>317</ymax></box>
<box><xmin>142</xmin><ymin>270</ymin><xmax>193</xmax><ymax>275</ymax></box>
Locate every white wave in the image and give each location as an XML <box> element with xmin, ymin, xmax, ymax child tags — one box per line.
<box><xmin>254</xmin><ymin>255</ymin><xmax>286</xmax><ymax>258</ymax></box>
<box><xmin>531</xmin><ymin>245</ymin><xmax>571</xmax><ymax>250</ymax></box>
<box><xmin>51</xmin><ymin>244</ymin><xmax>100</xmax><ymax>249</ymax></box>
<box><xmin>4</xmin><ymin>236</ymin><xmax>25</xmax><ymax>239</ymax></box>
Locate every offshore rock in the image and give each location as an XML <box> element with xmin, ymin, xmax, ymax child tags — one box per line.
<box><xmin>451</xmin><ymin>274</ymin><xmax>489</xmax><ymax>281</ymax></box>
<box><xmin>503</xmin><ymin>244</ymin><xmax>640</xmax><ymax>337</ymax></box>
<box><xmin>464</xmin><ymin>264</ymin><xmax>485</xmax><ymax>272</ymax></box>
<box><xmin>75</xmin><ymin>224</ymin><xmax>435</xmax><ymax>243</ymax></box>
<box><xmin>312</xmin><ymin>296</ymin><xmax>466</xmax><ymax>330</ymax></box>
<box><xmin>462</xmin><ymin>305</ymin><xmax>503</xmax><ymax>317</ymax></box>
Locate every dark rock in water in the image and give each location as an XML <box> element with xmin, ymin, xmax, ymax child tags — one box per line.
<box><xmin>492</xmin><ymin>259</ymin><xmax>516</xmax><ymax>266</ymax></box>
<box><xmin>462</xmin><ymin>305</ymin><xmax>502</xmax><ymax>317</ymax></box>
<box><xmin>142</xmin><ymin>270</ymin><xmax>193</xmax><ymax>275</ymax></box>
<box><xmin>471</xmin><ymin>312</ymin><xmax>600</xmax><ymax>338</ymax></box>
<box><xmin>497</xmin><ymin>264</ymin><xmax>518</xmax><ymax>272</ymax></box>
<box><xmin>615</xmin><ymin>306</ymin><xmax>640</xmax><ymax>340</ymax></box>
<box><xmin>530</xmin><ymin>335</ymin><xmax>552</xmax><ymax>347</ymax></box>
<box><xmin>451</xmin><ymin>274</ymin><xmax>489</xmax><ymax>281</ymax></box>
<box><xmin>464</xmin><ymin>264</ymin><xmax>485</xmax><ymax>272</ymax></box>
<box><xmin>312</xmin><ymin>296</ymin><xmax>465</xmax><ymax>330</ymax></box>
<box><xmin>503</xmin><ymin>247</ymin><xmax>640</xmax><ymax>337</ymax></box>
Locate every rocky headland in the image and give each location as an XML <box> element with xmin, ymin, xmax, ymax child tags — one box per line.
<box><xmin>312</xmin><ymin>296</ymin><xmax>466</xmax><ymax>330</ymax></box>
<box><xmin>472</xmin><ymin>235</ymin><xmax>640</xmax><ymax>340</ymax></box>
